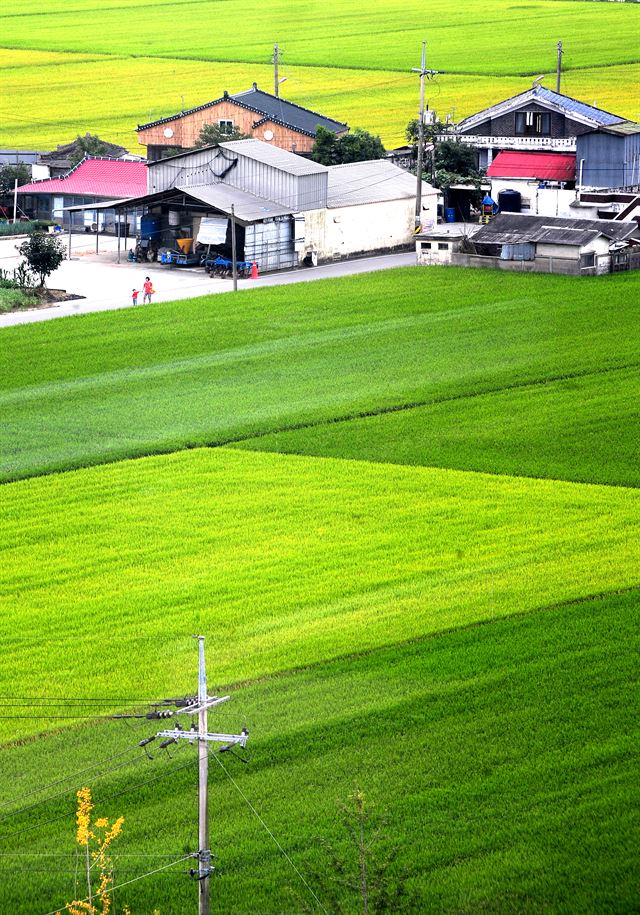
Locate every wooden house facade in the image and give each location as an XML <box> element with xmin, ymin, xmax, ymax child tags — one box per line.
<box><xmin>137</xmin><ymin>84</ymin><xmax>348</xmax><ymax>160</ymax></box>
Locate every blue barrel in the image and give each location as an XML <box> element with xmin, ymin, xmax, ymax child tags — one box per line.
<box><xmin>445</xmin><ymin>207</ymin><xmax>455</xmax><ymax>223</ymax></box>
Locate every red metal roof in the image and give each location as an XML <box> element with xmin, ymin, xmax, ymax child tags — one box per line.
<box><xmin>16</xmin><ymin>158</ymin><xmax>147</xmax><ymax>198</ymax></box>
<box><xmin>487</xmin><ymin>151</ymin><xmax>576</xmax><ymax>181</ymax></box>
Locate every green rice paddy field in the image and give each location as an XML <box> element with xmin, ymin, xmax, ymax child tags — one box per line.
<box><xmin>0</xmin><ymin>0</ymin><xmax>639</xmax><ymax>150</ymax></box>
<box><xmin>0</xmin><ymin>267</ymin><xmax>639</xmax><ymax>912</ymax></box>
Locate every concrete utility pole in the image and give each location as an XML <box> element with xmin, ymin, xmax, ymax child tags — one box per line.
<box><xmin>556</xmin><ymin>40</ymin><xmax>563</xmax><ymax>93</ymax></box>
<box><xmin>12</xmin><ymin>177</ymin><xmax>18</xmax><ymax>223</ymax></box>
<box><xmin>411</xmin><ymin>42</ymin><xmax>438</xmax><ymax>230</ymax></box>
<box><xmin>231</xmin><ymin>204</ymin><xmax>237</xmax><ymax>292</ymax></box>
<box><xmin>155</xmin><ymin>637</ymin><xmax>248</xmax><ymax>915</ymax></box>
<box><xmin>273</xmin><ymin>43</ymin><xmax>280</xmax><ymax>97</ymax></box>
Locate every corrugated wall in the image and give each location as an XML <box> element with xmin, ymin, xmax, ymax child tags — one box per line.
<box><xmin>245</xmin><ymin>217</ymin><xmax>296</xmax><ymax>271</ymax></box>
<box><xmin>149</xmin><ymin>147</ymin><xmax>328</xmax><ymax>209</ymax></box>
<box><xmin>578</xmin><ymin>133</ymin><xmax>640</xmax><ymax>190</ymax></box>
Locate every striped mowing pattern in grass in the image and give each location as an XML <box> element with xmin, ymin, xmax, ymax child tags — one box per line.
<box><xmin>0</xmin><ymin>588</ymin><xmax>637</xmax><ymax>913</ymax></box>
<box><xmin>234</xmin><ymin>364</ymin><xmax>640</xmax><ymax>487</ymax></box>
<box><xmin>1</xmin><ymin>0</ymin><xmax>636</xmax><ymax>73</ymax></box>
<box><xmin>2</xmin><ymin>268</ymin><xmax>639</xmax><ymax>483</ymax></box>
<box><xmin>1</xmin><ymin>446</ymin><xmax>639</xmax><ymax>743</ymax></box>
<box><xmin>0</xmin><ymin>0</ymin><xmax>638</xmax><ymax>149</ymax></box>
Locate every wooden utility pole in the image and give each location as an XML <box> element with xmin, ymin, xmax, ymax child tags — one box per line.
<box><xmin>556</xmin><ymin>40</ymin><xmax>563</xmax><ymax>93</ymax></box>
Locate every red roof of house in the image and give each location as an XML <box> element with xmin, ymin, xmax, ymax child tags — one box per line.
<box><xmin>487</xmin><ymin>151</ymin><xmax>576</xmax><ymax>181</ymax></box>
<box><xmin>17</xmin><ymin>157</ymin><xmax>147</xmax><ymax>198</ymax></box>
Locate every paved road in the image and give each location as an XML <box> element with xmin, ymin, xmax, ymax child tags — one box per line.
<box><xmin>0</xmin><ymin>235</ymin><xmax>415</xmax><ymax>328</ymax></box>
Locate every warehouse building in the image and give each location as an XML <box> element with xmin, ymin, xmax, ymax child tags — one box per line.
<box><xmin>67</xmin><ymin>140</ymin><xmax>436</xmax><ymax>271</ymax></box>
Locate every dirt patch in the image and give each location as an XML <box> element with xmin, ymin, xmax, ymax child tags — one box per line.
<box><xmin>33</xmin><ymin>287</ymin><xmax>86</xmax><ymax>307</ymax></box>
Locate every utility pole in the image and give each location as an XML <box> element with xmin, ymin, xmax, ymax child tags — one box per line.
<box><xmin>231</xmin><ymin>204</ymin><xmax>237</xmax><ymax>292</ymax></box>
<box><xmin>556</xmin><ymin>40</ymin><xmax>563</xmax><ymax>93</ymax></box>
<box><xmin>411</xmin><ymin>42</ymin><xmax>438</xmax><ymax>231</ymax></box>
<box><xmin>273</xmin><ymin>43</ymin><xmax>280</xmax><ymax>97</ymax></box>
<box><xmin>12</xmin><ymin>177</ymin><xmax>18</xmax><ymax>224</ymax></box>
<box><xmin>197</xmin><ymin>636</ymin><xmax>210</xmax><ymax>915</ymax></box>
<box><xmin>154</xmin><ymin>637</ymin><xmax>248</xmax><ymax>915</ymax></box>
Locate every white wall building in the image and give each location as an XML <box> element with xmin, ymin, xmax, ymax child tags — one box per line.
<box><xmin>301</xmin><ymin>160</ymin><xmax>438</xmax><ymax>262</ymax></box>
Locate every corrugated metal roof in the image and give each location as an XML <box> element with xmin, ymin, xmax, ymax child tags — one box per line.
<box><xmin>536</xmin><ymin>228</ymin><xmax>600</xmax><ymax>246</ymax></box>
<box><xmin>487</xmin><ymin>151</ymin><xmax>576</xmax><ymax>180</ymax></box>
<box><xmin>218</xmin><ymin>139</ymin><xmax>328</xmax><ymax>176</ymax></box>
<box><xmin>475</xmin><ymin>213</ymin><xmax>638</xmax><ymax>245</ymax></box>
<box><xmin>16</xmin><ymin>158</ymin><xmax>147</xmax><ymax>197</ymax></box>
<box><xmin>327</xmin><ymin>159</ymin><xmax>437</xmax><ymax>208</ymax></box>
<box><xmin>175</xmin><ymin>182</ymin><xmax>293</xmax><ymax>222</ymax></box>
<box><xmin>458</xmin><ymin>86</ymin><xmax>624</xmax><ymax>132</ymax></box>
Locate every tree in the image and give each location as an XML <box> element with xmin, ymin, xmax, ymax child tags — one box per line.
<box><xmin>435</xmin><ymin>140</ymin><xmax>477</xmax><ymax>176</ymax></box>
<box><xmin>0</xmin><ymin>163</ymin><xmax>31</xmax><ymax>201</ymax></box>
<box><xmin>311</xmin><ymin>126</ymin><xmax>339</xmax><ymax>164</ymax></box>
<box><xmin>18</xmin><ymin>233</ymin><xmax>65</xmax><ymax>287</ymax></box>
<box><xmin>195</xmin><ymin>123</ymin><xmax>250</xmax><ymax>147</ymax></box>
<box><xmin>55</xmin><ymin>787</ymin><xmax>159</xmax><ymax>915</ymax></box>
<box><xmin>312</xmin><ymin>127</ymin><xmax>386</xmax><ymax>166</ymax></box>
<box><xmin>69</xmin><ymin>134</ymin><xmax>116</xmax><ymax>167</ymax></box>
<box><xmin>298</xmin><ymin>789</ymin><xmax>410</xmax><ymax>914</ymax></box>
<box><xmin>405</xmin><ymin>117</ymin><xmax>444</xmax><ymax>147</ymax></box>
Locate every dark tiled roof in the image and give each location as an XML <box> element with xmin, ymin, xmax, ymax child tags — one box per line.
<box><xmin>137</xmin><ymin>85</ymin><xmax>348</xmax><ymax>138</ymax></box>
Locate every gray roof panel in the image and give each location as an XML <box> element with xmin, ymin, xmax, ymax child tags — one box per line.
<box><xmin>327</xmin><ymin>159</ymin><xmax>437</xmax><ymax>208</ymax></box>
<box><xmin>219</xmin><ymin>139</ymin><xmax>328</xmax><ymax>176</ymax></box>
<box><xmin>176</xmin><ymin>182</ymin><xmax>293</xmax><ymax>222</ymax></box>
<box><xmin>475</xmin><ymin>212</ymin><xmax>638</xmax><ymax>245</ymax></box>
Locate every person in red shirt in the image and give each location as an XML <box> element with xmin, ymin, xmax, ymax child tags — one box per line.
<box><xmin>142</xmin><ymin>276</ymin><xmax>154</xmax><ymax>304</ymax></box>
<box><xmin>131</xmin><ymin>288</ymin><xmax>140</xmax><ymax>306</ymax></box>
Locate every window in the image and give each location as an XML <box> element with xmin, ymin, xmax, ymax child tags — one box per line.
<box><xmin>421</xmin><ymin>242</ymin><xmax>432</xmax><ymax>250</ymax></box>
<box><xmin>438</xmin><ymin>242</ymin><xmax>449</xmax><ymax>251</ymax></box>
<box><xmin>515</xmin><ymin>110</ymin><xmax>551</xmax><ymax>136</ymax></box>
<box><xmin>218</xmin><ymin>120</ymin><xmax>234</xmax><ymax>134</ymax></box>
<box><xmin>580</xmin><ymin>251</ymin><xmax>596</xmax><ymax>269</ymax></box>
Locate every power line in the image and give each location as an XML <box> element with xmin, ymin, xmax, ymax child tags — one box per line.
<box><xmin>0</xmin><ymin>697</ymin><xmax>167</xmax><ymax>702</ymax></box>
<box><xmin>212</xmin><ymin>753</ymin><xmax>328</xmax><ymax>914</ymax></box>
<box><xmin>0</xmin><ymin>743</ymin><xmax>142</xmax><ymax>811</ymax></box>
<box><xmin>42</xmin><ymin>855</ymin><xmax>195</xmax><ymax>915</ymax></box>
<box><xmin>0</xmin><ymin>753</ymin><xmax>196</xmax><ymax>843</ymax></box>
<box><xmin>0</xmin><ymin>750</ymin><xmax>148</xmax><ymax>827</ymax></box>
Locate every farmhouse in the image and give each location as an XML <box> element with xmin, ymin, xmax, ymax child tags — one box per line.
<box><xmin>15</xmin><ymin>157</ymin><xmax>148</xmax><ymax>231</ymax></box>
<box><xmin>417</xmin><ymin>213</ymin><xmax>640</xmax><ymax>275</ymax></box>
<box><xmin>136</xmin><ymin>84</ymin><xmax>349</xmax><ymax>160</ymax></box>
<box><xmin>487</xmin><ymin>150</ymin><xmax>577</xmax><ymax>218</ymax></box>
<box><xmin>448</xmin><ymin>85</ymin><xmax>625</xmax><ymax>169</ymax></box>
<box><xmin>69</xmin><ymin>140</ymin><xmax>436</xmax><ymax>270</ymax></box>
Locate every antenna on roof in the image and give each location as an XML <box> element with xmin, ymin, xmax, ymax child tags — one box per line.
<box><xmin>532</xmin><ymin>75</ymin><xmax>545</xmax><ymax>89</ymax></box>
